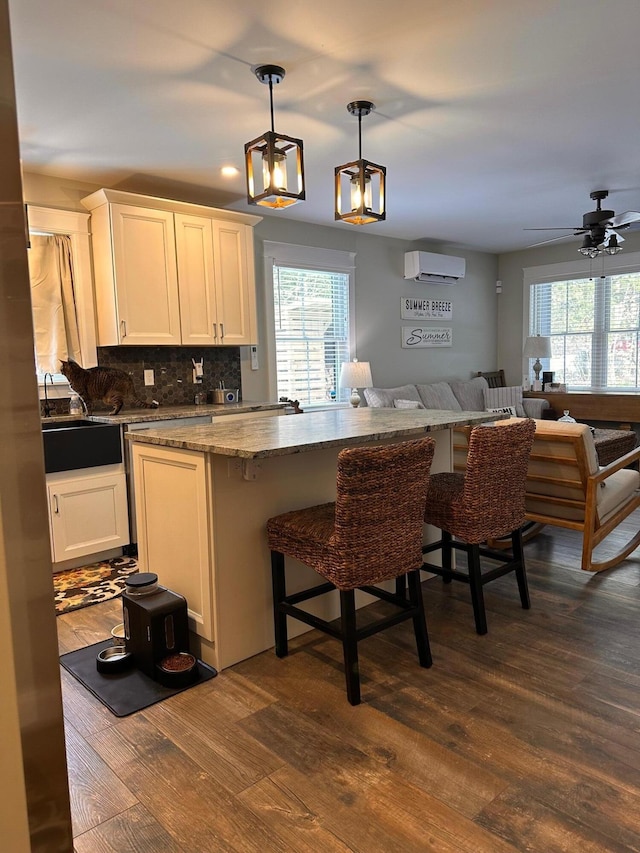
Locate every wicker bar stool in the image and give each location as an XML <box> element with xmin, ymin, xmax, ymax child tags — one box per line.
<box><xmin>422</xmin><ymin>419</ymin><xmax>536</xmax><ymax>635</ymax></box>
<box><xmin>267</xmin><ymin>438</ymin><xmax>436</xmax><ymax>706</ymax></box>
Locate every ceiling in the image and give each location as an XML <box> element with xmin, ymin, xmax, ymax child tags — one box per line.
<box><xmin>8</xmin><ymin>0</ymin><xmax>640</xmax><ymax>253</ymax></box>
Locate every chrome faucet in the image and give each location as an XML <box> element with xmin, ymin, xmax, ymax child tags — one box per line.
<box><xmin>42</xmin><ymin>372</ymin><xmax>54</xmax><ymax>417</ymax></box>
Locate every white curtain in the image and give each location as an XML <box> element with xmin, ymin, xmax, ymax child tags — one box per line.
<box><xmin>28</xmin><ymin>234</ymin><xmax>83</xmax><ymax>373</ymax></box>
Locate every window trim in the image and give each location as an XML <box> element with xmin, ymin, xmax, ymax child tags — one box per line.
<box><xmin>263</xmin><ymin>242</ymin><xmax>356</xmax><ymax>404</ymax></box>
<box><xmin>523</xmin><ymin>250</ymin><xmax>640</xmax><ymax>386</ymax></box>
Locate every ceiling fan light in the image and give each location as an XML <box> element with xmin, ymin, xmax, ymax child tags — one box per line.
<box><xmin>605</xmin><ymin>234</ymin><xmax>622</xmax><ymax>255</ymax></box>
<box><xmin>578</xmin><ymin>235</ymin><xmax>594</xmax><ymax>256</ymax></box>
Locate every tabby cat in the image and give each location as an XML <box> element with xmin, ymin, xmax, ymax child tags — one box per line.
<box><xmin>60</xmin><ymin>360</ymin><xmax>159</xmax><ymax>415</ymax></box>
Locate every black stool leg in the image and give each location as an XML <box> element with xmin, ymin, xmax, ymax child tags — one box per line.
<box><xmin>467</xmin><ymin>544</ymin><xmax>487</xmax><ymax>635</ymax></box>
<box><xmin>407</xmin><ymin>570</ymin><xmax>432</xmax><ymax>668</ymax></box>
<box><xmin>442</xmin><ymin>530</ymin><xmax>453</xmax><ymax>583</ymax></box>
<box><xmin>511</xmin><ymin>527</ymin><xmax>531</xmax><ymax>610</ymax></box>
<box><xmin>339</xmin><ymin>590</ymin><xmax>360</xmax><ymax>706</ymax></box>
<box><xmin>270</xmin><ymin>550</ymin><xmax>289</xmax><ymax>657</ymax></box>
<box><xmin>395</xmin><ymin>574</ymin><xmax>407</xmax><ymax>599</ymax></box>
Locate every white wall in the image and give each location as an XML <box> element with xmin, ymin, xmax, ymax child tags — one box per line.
<box><xmin>238</xmin><ymin>215</ymin><xmax>499</xmax><ymax>398</ymax></box>
<box><xmin>497</xmin><ymin>232</ymin><xmax>640</xmax><ymax>386</ymax></box>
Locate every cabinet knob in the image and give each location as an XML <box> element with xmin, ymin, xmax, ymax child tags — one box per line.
<box><xmin>53</xmin><ymin>494</ymin><xmax>59</xmax><ymax>514</ymax></box>
<box><xmin>220</xmin><ymin>322</ymin><xmax>225</xmax><ymax>340</ymax></box>
<box><xmin>212</xmin><ymin>323</ymin><xmax>217</xmax><ymax>340</ymax></box>
<box><xmin>120</xmin><ymin>320</ymin><xmax>127</xmax><ymax>339</ymax></box>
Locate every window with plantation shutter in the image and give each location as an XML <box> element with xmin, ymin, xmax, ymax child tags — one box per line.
<box><xmin>264</xmin><ymin>243</ymin><xmax>355</xmax><ymax>407</ymax></box>
<box><xmin>524</xmin><ymin>252</ymin><xmax>640</xmax><ymax>390</ymax></box>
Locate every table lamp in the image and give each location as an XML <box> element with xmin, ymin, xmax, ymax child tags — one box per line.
<box><xmin>523</xmin><ymin>335</ymin><xmax>552</xmax><ymax>387</ymax></box>
<box><xmin>339</xmin><ymin>359</ymin><xmax>373</xmax><ymax>407</ymax></box>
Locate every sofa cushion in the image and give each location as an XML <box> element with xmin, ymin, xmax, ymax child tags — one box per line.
<box><xmin>484</xmin><ymin>385</ymin><xmax>526</xmax><ymax>418</ymax></box>
<box><xmin>522</xmin><ymin>397</ymin><xmax>550</xmax><ymax>419</ymax></box>
<box><xmin>394</xmin><ymin>399</ymin><xmax>425</xmax><ymax>409</ymax></box>
<box><xmin>449</xmin><ymin>376</ymin><xmax>488</xmax><ymax>411</ymax></box>
<box><xmin>364</xmin><ymin>384</ymin><xmax>422</xmax><ymax>408</ymax></box>
<box><xmin>416</xmin><ymin>381</ymin><xmax>461</xmax><ymax>411</ymax></box>
<box><xmin>597</xmin><ymin>468</ymin><xmax>640</xmax><ymax>522</ymax></box>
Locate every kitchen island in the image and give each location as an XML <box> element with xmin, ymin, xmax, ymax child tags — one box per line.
<box><xmin>128</xmin><ymin>407</ymin><xmax>502</xmax><ymax>669</ymax></box>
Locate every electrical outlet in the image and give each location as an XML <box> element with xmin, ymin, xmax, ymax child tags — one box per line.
<box><xmin>144</xmin><ymin>369</ymin><xmax>154</xmax><ymax>386</ymax></box>
<box><xmin>250</xmin><ymin>345</ymin><xmax>259</xmax><ymax>370</ymax></box>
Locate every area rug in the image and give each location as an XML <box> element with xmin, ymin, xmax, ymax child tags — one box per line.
<box><xmin>54</xmin><ymin>556</ymin><xmax>138</xmax><ymax>615</ymax></box>
<box><xmin>60</xmin><ymin>640</ymin><xmax>217</xmax><ymax>717</ymax></box>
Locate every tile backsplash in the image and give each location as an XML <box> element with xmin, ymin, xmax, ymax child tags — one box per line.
<box><xmin>95</xmin><ymin>345</ymin><xmax>242</xmax><ymax>409</ymax></box>
<box><xmin>38</xmin><ymin>346</ymin><xmax>242</xmax><ymax>415</ymax></box>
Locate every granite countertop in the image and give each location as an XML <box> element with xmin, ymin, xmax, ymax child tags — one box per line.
<box><xmin>41</xmin><ymin>401</ymin><xmax>284</xmax><ymax>426</ymax></box>
<box><xmin>126</xmin><ymin>407</ymin><xmax>504</xmax><ymax>459</ymax></box>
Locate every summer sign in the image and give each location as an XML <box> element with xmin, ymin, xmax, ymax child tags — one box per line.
<box><xmin>402</xmin><ymin>327</ymin><xmax>452</xmax><ymax>348</ymax></box>
<box><xmin>400</xmin><ymin>297</ymin><xmax>452</xmax><ymax>320</ymax></box>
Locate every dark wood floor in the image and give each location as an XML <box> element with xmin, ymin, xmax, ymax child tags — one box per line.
<box><xmin>59</xmin><ymin>516</ymin><xmax>640</xmax><ymax>852</ymax></box>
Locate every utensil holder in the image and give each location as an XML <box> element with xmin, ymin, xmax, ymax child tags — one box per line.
<box><xmin>213</xmin><ymin>389</ymin><xmax>238</xmax><ymax>404</ymax></box>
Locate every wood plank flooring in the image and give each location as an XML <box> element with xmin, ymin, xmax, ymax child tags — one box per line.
<box><xmin>59</xmin><ymin>515</ymin><xmax>640</xmax><ymax>852</ymax></box>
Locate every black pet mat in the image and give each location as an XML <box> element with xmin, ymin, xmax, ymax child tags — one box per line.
<box><xmin>60</xmin><ymin>640</ymin><xmax>217</xmax><ymax>717</ymax></box>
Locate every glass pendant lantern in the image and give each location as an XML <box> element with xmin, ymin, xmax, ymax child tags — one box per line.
<box><xmin>335</xmin><ymin>100</ymin><xmax>386</xmax><ymax>225</ymax></box>
<box><xmin>245</xmin><ymin>65</ymin><xmax>305</xmax><ymax>209</ymax></box>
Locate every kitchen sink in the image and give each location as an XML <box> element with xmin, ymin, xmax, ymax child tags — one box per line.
<box><xmin>41</xmin><ymin>419</ymin><xmax>95</xmax><ymax>431</ymax></box>
<box><xmin>42</xmin><ymin>420</ymin><xmax>122</xmax><ymax>473</ymax></box>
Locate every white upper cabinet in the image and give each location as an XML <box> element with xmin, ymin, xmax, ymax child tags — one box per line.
<box><xmin>82</xmin><ymin>189</ymin><xmax>261</xmax><ymax>347</ymax></box>
<box><xmin>110</xmin><ymin>204</ymin><xmax>181</xmax><ymax>345</ymax></box>
<box><xmin>212</xmin><ymin>219</ymin><xmax>256</xmax><ymax>346</ymax></box>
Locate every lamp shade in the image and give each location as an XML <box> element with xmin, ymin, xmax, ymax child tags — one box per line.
<box><xmin>339</xmin><ymin>360</ymin><xmax>373</xmax><ymax>407</ymax></box>
<box><xmin>339</xmin><ymin>360</ymin><xmax>373</xmax><ymax>390</ymax></box>
<box><xmin>523</xmin><ymin>335</ymin><xmax>552</xmax><ymax>359</ymax></box>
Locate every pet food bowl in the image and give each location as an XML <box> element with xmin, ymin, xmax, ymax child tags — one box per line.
<box><xmin>96</xmin><ymin>645</ymin><xmax>133</xmax><ymax>674</ymax></box>
<box><xmin>155</xmin><ymin>652</ymin><xmax>198</xmax><ymax>687</ymax></box>
<box><xmin>110</xmin><ymin>622</ymin><xmax>125</xmax><ymax>644</ymax></box>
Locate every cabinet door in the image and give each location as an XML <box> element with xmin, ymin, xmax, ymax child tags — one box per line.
<box><xmin>48</xmin><ymin>472</ymin><xmax>129</xmax><ymax>563</ymax></box>
<box><xmin>133</xmin><ymin>444</ymin><xmax>213</xmax><ymax>641</ymax></box>
<box><xmin>174</xmin><ymin>213</ymin><xmax>219</xmax><ymax>345</ymax></box>
<box><xmin>212</xmin><ymin>221</ymin><xmax>257</xmax><ymax>345</ymax></box>
<box><xmin>110</xmin><ymin>204</ymin><xmax>182</xmax><ymax>345</ymax></box>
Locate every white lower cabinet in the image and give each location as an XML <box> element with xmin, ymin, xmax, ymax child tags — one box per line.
<box><xmin>132</xmin><ymin>444</ymin><xmax>213</xmax><ymax>643</ymax></box>
<box><xmin>47</xmin><ymin>466</ymin><xmax>129</xmax><ymax>563</ymax></box>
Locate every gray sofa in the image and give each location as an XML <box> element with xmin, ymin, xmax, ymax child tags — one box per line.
<box><xmin>363</xmin><ymin>375</ymin><xmax>550</xmax><ymax>420</ymax></box>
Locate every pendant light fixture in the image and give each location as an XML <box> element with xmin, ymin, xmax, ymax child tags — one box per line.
<box><xmin>244</xmin><ymin>64</ymin><xmax>305</xmax><ymax>209</ymax></box>
<box><xmin>335</xmin><ymin>100</ymin><xmax>386</xmax><ymax>225</ymax></box>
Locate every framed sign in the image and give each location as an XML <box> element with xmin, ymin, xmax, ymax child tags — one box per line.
<box><xmin>401</xmin><ymin>297</ymin><xmax>452</xmax><ymax>320</ymax></box>
<box><xmin>402</xmin><ymin>327</ymin><xmax>452</xmax><ymax>348</ymax></box>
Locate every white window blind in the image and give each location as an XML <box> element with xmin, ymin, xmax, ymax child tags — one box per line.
<box><xmin>528</xmin><ymin>268</ymin><xmax>640</xmax><ymax>390</ymax></box>
<box><xmin>272</xmin><ymin>264</ymin><xmax>350</xmax><ymax>404</ymax></box>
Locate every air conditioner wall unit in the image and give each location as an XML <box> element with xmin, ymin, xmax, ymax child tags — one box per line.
<box><xmin>403</xmin><ymin>251</ymin><xmax>466</xmax><ymax>284</ymax></box>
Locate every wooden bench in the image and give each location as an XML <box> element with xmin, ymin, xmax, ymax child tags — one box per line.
<box><xmin>453</xmin><ymin>419</ymin><xmax>640</xmax><ymax>572</ymax></box>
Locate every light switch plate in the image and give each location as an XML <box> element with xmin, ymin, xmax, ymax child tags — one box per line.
<box><xmin>250</xmin><ymin>345</ymin><xmax>259</xmax><ymax>370</ymax></box>
<box><xmin>144</xmin><ymin>369</ymin><xmax>154</xmax><ymax>386</ymax></box>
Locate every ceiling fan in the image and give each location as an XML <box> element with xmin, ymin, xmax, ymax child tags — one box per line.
<box><xmin>526</xmin><ymin>190</ymin><xmax>640</xmax><ymax>257</ymax></box>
